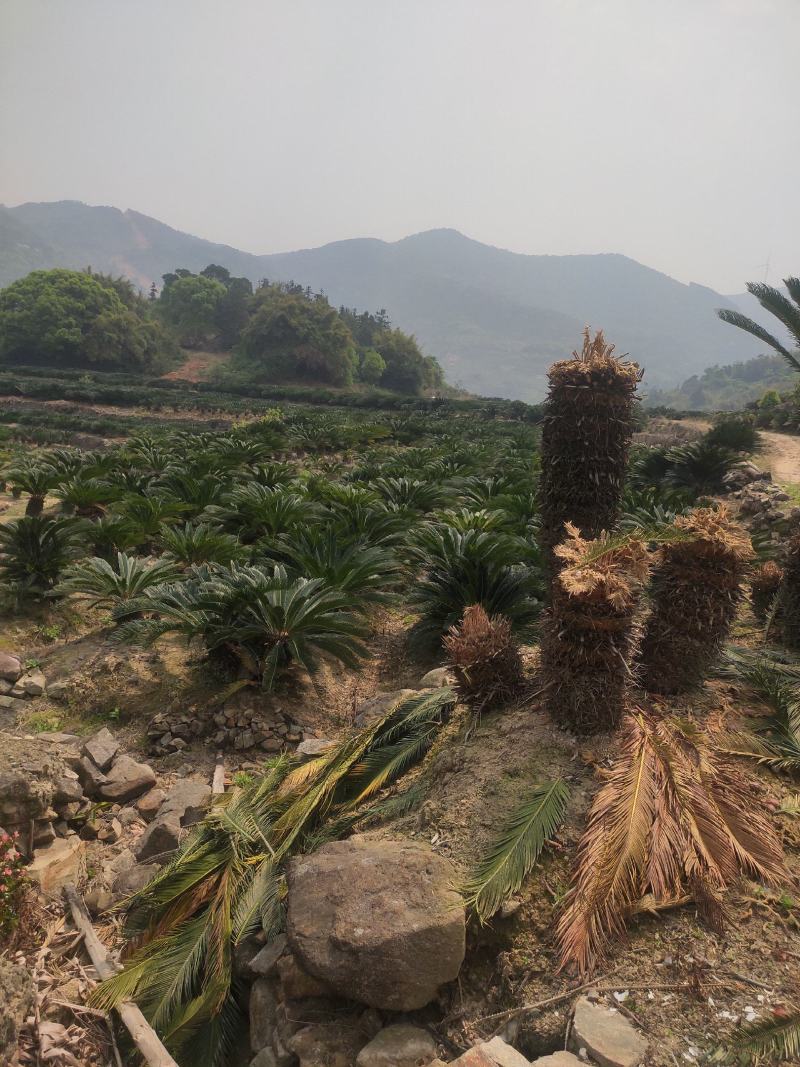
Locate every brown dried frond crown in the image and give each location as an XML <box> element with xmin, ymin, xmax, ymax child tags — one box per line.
<box><xmin>672</xmin><ymin>505</ymin><xmax>754</xmax><ymax>563</ymax></box>
<box><xmin>444</xmin><ymin>604</ymin><xmax>523</xmax><ymax>710</ymax></box>
<box><xmin>547</xmin><ymin>327</ymin><xmax>642</xmax><ymax>389</ymax></box>
<box><xmin>555</xmin><ymin>524</ymin><xmax>651</xmax><ymax>610</ymax></box>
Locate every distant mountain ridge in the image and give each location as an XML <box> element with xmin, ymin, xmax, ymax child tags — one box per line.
<box><xmin>0</xmin><ymin>200</ymin><xmax>765</xmax><ymax>401</ymax></box>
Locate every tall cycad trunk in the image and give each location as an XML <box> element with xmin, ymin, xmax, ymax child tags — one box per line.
<box><xmin>539</xmin><ymin>525</ymin><xmax>650</xmax><ymax>735</ymax></box>
<box><xmin>25</xmin><ymin>494</ymin><xmax>45</xmax><ymax>517</ymax></box>
<box><xmin>539</xmin><ymin>328</ymin><xmax>641</xmax><ymax>572</ymax></box>
<box><xmin>781</xmin><ymin>532</ymin><xmax>800</xmax><ymax>647</ymax></box>
<box><xmin>639</xmin><ymin>506</ymin><xmax>753</xmax><ymax>694</ymax></box>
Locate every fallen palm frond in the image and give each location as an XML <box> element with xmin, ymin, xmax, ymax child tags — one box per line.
<box><xmin>557</xmin><ymin>710</ymin><xmax>789</xmax><ymax>974</ymax></box>
<box><xmin>462</xmin><ymin>779</ymin><xmax>569</xmax><ymax>923</ymax></box>
<box><xmin>539</xmin><ymin>525</ymin><xmax>651</xmax><ymax>734</ymax></box>
<box><xmin>539</xmin><ymin>328</ymin><xmax>641</xmax><ymax>571</ymax></box>
<box><xmin>92</xmin><ymin>687</ymin><xmax>456</xmax><ymax>1067</ymax></box>
<box><xmin>639</xmin><ymin>506</ymin><xmax>754</xmax><ymax>694</ymax></box>
<box><xmin>729</xmin><ymin>1010</ymin><xmax>800</xmax><ymax>1062</ymax></box>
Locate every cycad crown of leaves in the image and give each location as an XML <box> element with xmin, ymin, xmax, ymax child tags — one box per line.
<box><xmin>54</xmin><ymin>552</ymin><xmax>181</xmax><ymax>612</ymax></box>
<box><xmin>717</xmin><ymin>277</ymin><xmax>800</xmax><ymax>371</ymax></box>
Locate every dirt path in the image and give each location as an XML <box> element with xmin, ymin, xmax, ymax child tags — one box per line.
<box><xmin>756</xmin><ymin>429</ymin><xmax>800</xmax><ymax>485</ymax></box>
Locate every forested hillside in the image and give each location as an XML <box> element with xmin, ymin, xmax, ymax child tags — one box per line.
<box><xmin>0</xmin><ymin>201</ymin><xmax>765</xmax><ymax>400</ymax></box>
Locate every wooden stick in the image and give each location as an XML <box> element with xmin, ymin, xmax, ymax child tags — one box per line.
<box><xmin>63</xmin><ymin>884</ymin><xmax>180</xmax><ymax>1067</ymax></box>
<box><xmin>212</xmin><ymin>751</ymin><xmax>226</xmax><ymax>795</ymax></box>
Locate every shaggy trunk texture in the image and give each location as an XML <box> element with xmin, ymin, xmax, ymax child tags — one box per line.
<box><xmin>539</xmin><ymin>328</ymin><xmax>641</xmax><ymax>573</ymax></box>
<box><xmin>443</xmin><ymin>604</ymin><xmax>524</xmax><ymax>710</ymax></box>
<box><xmin>782</xmin><ymin>532</ymin><xmax>800</xmax><ymax>647</ymax></box>
<box><xmin>750</xmin><ymin>560</ymin><xmax>784</xmax><ymax>623</ymax></box>
<box><xmin>639</xmin><ymin>506</ymin><xmax>753</xmax><ymax>694</ymax></box>
<box><xmin>539</xmin><ymin>525</ymin><xmax>650</xmax><ymax>735</ymax></box>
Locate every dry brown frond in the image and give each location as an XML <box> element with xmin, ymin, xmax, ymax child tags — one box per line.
<box><xmin>557</xmin><ymin>711</ymin><xmax>789</xmax><ymax>974</ymax></box>
<box><xmin>540</xmin><ymin>528</ymin><xmax>651</xmax><ymax>734</ymax></box>
<box><xmin>444</xmin><ymin>604</ymin><xmax>524</xmax><ymax>711</ymax></box>
<box><xmin>639</xmin><ymin>507</ymin><xmax>754</xmax><ymax>694</ymax></box>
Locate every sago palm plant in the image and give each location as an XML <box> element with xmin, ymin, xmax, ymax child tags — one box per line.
<box><xmin>53</xmin><ymin>552</ymin><xmax>181</xmax><ymax>620</ymax></box>
<box><xmin>0</xmin><ymin>515</ymin><xmax>86</xmax><ymax>597</ymax></box>
<box><xmin>663</xmin><ymin>440</ymin><xmax>738</xmax><ymax>494</ymax></box>
<box><xmin>3</xmin><ymin>460</ymin><xmax>59</xmax><ymax>516</ymax></box>
<box><xmin>116</xmin><ymin>563</ymin><xmax>368</xmax><ymax>689</ymax></box>
<box><xmin>92</xmin><ymin>688</ymin><xmax>457</xmax><ymax>1067</ymax></box>
<box><xmin>159</xmin><ymin>522</ymin><xmax>246</xmax><ymax>568</ymax></box>
<box><xmin>639</xmin><ymin>506</ymin><xmax>753</xmax><ymax>694</ymax></box>
<box><xmin>203</xmin><ymin>484</ymin><xmax>320</xmax><ymax>543</ymax></box>
<box><xmin>274</xmin><ymin>526</ymin><xmax>400</xmax><ymax>605</ymax></box>
<box><xmin>717</xmin><ymin>276</ymin><xmax>800</xmax><ymax>371</ymax></box>
<box><xmin>539</xmin><ymin>525</ymin><xmax>651</xmax><ymax>734</ymax></box>
<box><xmin>443</xmin><ymin>604</ymin><xmax>524</xmax><ymax>711</ymax></box>
<box><xmin>406</xmin><ymin>526</ymin><xmax>542</xmax><ymax>649</ymax></box>
<box><xmin>539</xmin><ymin>329</ymin><xmax>641</xmax><ymax>569</ymax></box>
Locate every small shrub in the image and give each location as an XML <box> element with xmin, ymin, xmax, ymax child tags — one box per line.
<box><xmin>750</xmin><ymin>561</ymin><xmax>784</xmax><ymax>622</ymax></box>
<box><xmin>443</xmin><ymin>604</ymin><xmax>524</xmax><ymax>710</ymax></box>
<box><xmin>704</xmin><ymin>412</ymin><xmax>760</xmax><ymax>452</ymax></box>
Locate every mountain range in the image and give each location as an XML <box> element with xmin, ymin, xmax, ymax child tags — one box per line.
<box><xmin>0</xmin><ymin>200</ymin><xmax>766</xmax><ymax>401</ymax></box>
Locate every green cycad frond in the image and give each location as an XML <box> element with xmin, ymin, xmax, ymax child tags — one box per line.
<box><xmin>779</xmin><ymin>794</ymin><xmax>800</xmax><ymax>815</ymax></box>
<box><xmin>715</xmin><ymin>653</ymin><xmax>800</xmax><ymax>771</ymax></box>
<box><xmin>717</xmin><ymin>308</ymin><xmax>798</xmax><ymax>365</ymax></box>
<box><xmin>462</xmin><ymin>779</ymin><xmax>569</xmax><ymax>923</ymax></box>
<box><xmin>730</xmin><ymin>1010</ymin><xmax>800</xmax><ymax>1061</ymax></box>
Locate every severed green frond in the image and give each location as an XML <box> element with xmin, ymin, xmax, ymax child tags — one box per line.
<box><xmin>463</xmin><ymin>779</ymin><xmax>569</xmax><ymax>923</ymax></box>
<box><xmin>730</xmin><ymin>1010</ymin><xmax>800</xmax><ymax>1061</ymax></box>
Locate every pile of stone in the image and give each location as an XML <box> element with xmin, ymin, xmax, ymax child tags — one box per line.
<box><xmin>0</xmin><ymin>651</ymin><xmax>46</xmax><ymax>710</ymax></box>
<box><xmin>722</xmin><ymin>460</ymin><xmax>772</xmax><ymax>491</ymax></box>
<box><xmin>146</xmin><ymin>700</ymin><xmax>305</xmax><ymax>755</ymax></box>
<box><xmin>727</xmin><ymin>478</ymin><xmax>799</xmax><ymax>540</ymax></box>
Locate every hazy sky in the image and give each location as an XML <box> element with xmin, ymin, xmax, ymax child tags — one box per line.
<box><xmin>1</xmin><ymin>0</ymin><xmax>797</xmax><ymax>293</ymax></box>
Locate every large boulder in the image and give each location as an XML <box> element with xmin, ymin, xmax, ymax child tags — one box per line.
<box><xmin>99</xmin><ymin>755</ymin><xmax>156</xmax><ymax>802</ymax></box>
<box><xmin>0</xmin><ymin>957</ymin><xmax>34</xmax><ymax>1066</ymax></box>
<box><xmin>0</xmin><ymin>653</ymin><xmax>22</xmax><ymax>682</ymax></box>
<box><xmin>449</xmin><ymin>1038</ymin><xmax>530</xmax><ymax>1067</ymax></box>
<box><xmin>354</xmin><ymin>690</ymin><xmax>418</xmax><ymax>728</ymax></box>
<box><xmin>286</xmin><ymin>836</ymin><xmax>465</xmax><ymax>1011</ymax></box>
<box><xmin>158</xmin><ymin>780</ymin><xmax>211</xmax><ymax>826</ymax></box>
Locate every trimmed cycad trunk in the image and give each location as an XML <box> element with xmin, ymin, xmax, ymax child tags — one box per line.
<box><xmin>639</xmin><ymin>506</ymin><xmax>753</xmax><ymax>694</ymax></box>
<box><xmin>782</xmin><ymin>532</ymin><xmax>800</xmax><ymax>647</ymax></box>
<box><xmin>443</xmin><ymin>604</ymin><xmax>524</xmax><ymax>711</ymax></box>
<box><xmin>750</xmin><ymin>560</ymin><xmax>783</xmax><ymax>623</ymax></box>
<box><xmin>539</xmin><ymin>525</ymin><xmax>650</xmax><ymax>735</ymax></box>
<box><xmin>539</xmin><ymin>328</ymin><xmax>641</xmax><ymax>571</ymax></box>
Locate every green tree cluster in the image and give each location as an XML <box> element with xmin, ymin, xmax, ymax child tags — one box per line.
<box><xmin>158</xmin><ymin>265</ymin><xmax>254</xmax><ymax>349</ymax></box>
<box><xmin>0</xmin><ymin>268</ymin><xmax>176</xmax><ymax>372</ymax></box>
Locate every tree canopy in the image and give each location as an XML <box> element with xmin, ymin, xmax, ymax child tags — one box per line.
<box><xmin>0</xmin><ymin>268</ymin><xmax>175</xmax><ymax>372</ymax></box>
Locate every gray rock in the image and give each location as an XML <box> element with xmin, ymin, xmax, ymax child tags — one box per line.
<box><xmin>99</xmin><ymin>755</ymin><xmax>156</xmax><ymax>802</ymax></box>
<box><xmin>0</xmin><ymin>957</ymin><xmax>34</xmax><ymax>1066</ymax></box>
<box><xmin>21</xmin><ymin>669</ymin><xmax>46</xmax><ymax>696</ymax></box>
<box><xmin>288</xmin><ymin>1022</ymin><xmax>367</xmax><ymax>1067</ymax></box>
<box><xmin>0</xmin><ymin>696</ymin><xmax>17</xmax><ymax>710</ymax></box>
<box><xmin>118</xmin><ymin>806</ymin><xmax>143</xmax><ymax>827</ymax></box>
<box><xmin>354</xmin><ymin>689</ymin><xmax>418</xmax><ymax>728</ymax></box>
<box><xmin>76</xmin><ymin>755</ymin><xmax>109</xmax><ymax>796</ymax></box>
<box><xmin>295</xmin><ymin>738</ymin><xmax>337</xmax><ymax>761</ymax></box>
<box><xmin>449</xmin><ymin>1039</ymin><xmax>530</xmax><ymax>1067</ymax></box>
<box><xmin>135</xmin><ymin>816</ymin><xmax>181</xmax><ymax>860</ymax></box>
<box><xmin>531</xmin><ymin>1055</ymin><xmax>583</xmax><ymax>1066</ymax></box>
<box><xmin>250</xmin><ymin>977</ymin><xmax>279</xmax><ymax>1053</ymax></box>
<box><xmin>136</xmin><ymin>787</ymin><xmax>166</xmax><ymax>822</ymax></box>
<box><xmin>27</xmin><ymin>836</ymin><xmax>85</xmax><ymax>895</ymax></box>
<box><xmin>158</xmin><ymin>779</ymin><xmax>211</xmax><ymax>826</ymax></box>
<box><xmin>53</xmin><ymin>775</ymin><xmax>83</xmax><ymax>805</ymax></box>
<box><xmin>112</xmin><ymin>863</ymin><xmax>159</xmax><ymax>897</ymax></box>
<box><xmin>251</xmin><ymin>1050</ymin><xmax>278</xmax><ymax>1067</ymax></box>
<box><xmin>251</xmin><ymin>933</ymin><xmax>288</xmax><ymax>977</ymax></box>
<box><xmin>277</xmin><ymin>953</ymin><xmax>332</xmax><ymax>1000</ymax></box>
<box><xmin>286</xmin><ymin>836</ymin><xmax>465</xmax><ymax>1011</ymax></box>
<box><xmin>356</xmin><ymin>1024</ymin><xmax>438</xmax><ymax>1067</ymax></box>
<box><xmin>82</xmin><ymin>727</ymin><xmax>119</xmax><ymax>772</ymax></box>
<box><xmin>571</xmin><ymin>996</ymin><xmax>648</xmax><ymax>1067</ymax></box>
<box><xmin>0</xmin><ymin>653</ymin><xmax>22</xmax><ymax>682</ymax></box>
<box><xmin>418</xmin><ymin>667</ymin><xmax>453</xmax><ymax>688</ymax></box>
<box><xmin>46</xmin><ymin>678</ymin><xmax>71</xmax><ymax>703</ymax></box>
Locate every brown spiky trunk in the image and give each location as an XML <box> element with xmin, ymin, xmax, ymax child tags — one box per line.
<box><xmin>443</xmin><ymin>604</ymin><xmax>524</xmax><ymax>710</ymax></box>
<box><xmin>750</xmin><ymin>560</ymin><xmax>783</xmax><ymax>623</ymax></box>
<box><xmin>639</xmin><ymin>507</ymin><xmax>753</xmax><ymax>694</ymax></box>
<box><xmin>539</xmin><ymin>329</ymin><xmax>641</xmax><ymax>572</ymax></box>
<box><xmin>539</xmin><ymin>525</ymin><xmax>650</xmax><ymax>735</ymax></box>
<box><xmin>782</xmin><ymin>532</ymin><xmax>800</xmax><ymax>647</ymax></box>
